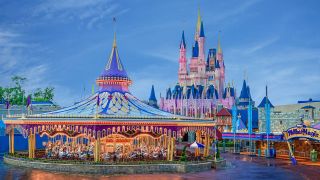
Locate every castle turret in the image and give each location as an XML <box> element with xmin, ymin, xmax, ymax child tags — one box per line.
<box><xmin>216</xmin><ymin>34</ymin><xmax>225</xmax><ymax>99</ymax></box>
<box><xmin>237</xmin><ymin>79</ymin><xmax>255</xmax><ymax>109</ymax></box>
<box><xmin>147</xmin><ymin>85</ymin><xmax>159</xmax><ymax>108</ymax></box>
<box><xmin>258</xmin><ymin>86</ymin><xmax>274</xmax><ymax>108</ymax></box>
<box><xmin>178</xmin><ymin>31</ymin><xmax>188</xmax><ymax>86</ymax></box>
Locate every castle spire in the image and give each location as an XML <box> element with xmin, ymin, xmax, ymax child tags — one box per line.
<box><xmin>180</xmin><ymin>30</ymin><xmax>186</xmax><ymax>48</ymax></box>
<box><xmin>218</xmin><ymin>31</ymin><xmax>222</xmax><ymax>54</ymax></box>
<box><xmin>149</xmin><ymin>85</ymin><xmax>157</xmax><ymax>102</ymax></box>
<box><xmin>113</xmin><ymin>32</ymin><xmax>117</xmax><ymax>47</ymax></box>
<box><xmin>195</xmin><ymin>8</ymin><xmax>202</xmax><ymax>40</ymax></box>
<box><xmin>200</xmin><ymin>21</ymin><xmax>205</xmax><ymax>37</ymax></box>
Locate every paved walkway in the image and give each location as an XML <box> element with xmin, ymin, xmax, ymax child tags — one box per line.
<box><xmin>1</xmin><ymin>153</ymin><xmax>320</xmax><ymax>180</ymax></box>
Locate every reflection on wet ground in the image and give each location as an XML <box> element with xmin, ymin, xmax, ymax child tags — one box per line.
<box><xmin>1</xmin><ymin>153</ymin><xmax>320</xmax><ymax>180</ymax></box>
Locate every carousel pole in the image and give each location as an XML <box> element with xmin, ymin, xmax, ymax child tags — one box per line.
<box><xmin>170</xmin><ymin>137</ymin><xmax>175</xmax><ymax>161</ymax></box>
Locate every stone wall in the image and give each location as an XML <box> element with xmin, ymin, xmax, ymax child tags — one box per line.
<box><xmin>4</xmin><ymin>156</ymin><xmax>211</xmax><ymax>174</ymax></box>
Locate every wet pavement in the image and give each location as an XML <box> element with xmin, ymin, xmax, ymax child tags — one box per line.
<box><xmin>1</xmin><ymin>153</ymin><xmax>319</xmax><ymax>180</ymax></box>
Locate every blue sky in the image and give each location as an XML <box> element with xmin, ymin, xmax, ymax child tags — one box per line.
<box><xmin>0</xmin><ymin>0</ymin><xmax>319</xmax><ymax>106</ymax></box>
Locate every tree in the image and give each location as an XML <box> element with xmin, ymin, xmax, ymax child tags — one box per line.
<box><xmin>33</xmin><ymin>88</ymin><xmax>44</xmax><ymax>101</ymax></box>
<box><xmin>11</xmin><ymin>76</ymin><xmax>26</xmax><ymax>88</ymax></box>
<box><xmin>43</xmin><ymin>87</ymin><xmax>54</xmax><ymax>101</ymax></box>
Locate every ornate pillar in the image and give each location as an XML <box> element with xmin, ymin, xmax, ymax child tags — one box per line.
<box><xmin>9</xmin><ymin>128</ymin><xmax>14</xmax><ymax>154</ymax></box>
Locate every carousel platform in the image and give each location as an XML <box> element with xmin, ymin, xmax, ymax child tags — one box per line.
<box><xmin>3</xmin><ymin>154</ymin><xmax>212</xmax><ymax>174</ymax></box>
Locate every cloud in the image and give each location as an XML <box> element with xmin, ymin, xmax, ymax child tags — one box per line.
<box><xmin>143</xmin><ymin>49</ymin><xmax>178</xmax><ymax>63</ymax></box>
<box><xmin>225</xmin><ymin>36</ymin><xmax>320</xmax><ymax>105</ymax></box>
<box><xmin>0</xmin><ymin>29</ymin><xmax>49</xmax><ymax>94</ymax></box>
<box><xmin>209</xmin><ymin>0</ymin><xmax>262</xmax><ymax>23</ymax></box>
<box><xmin>33</xmin><ymin>0</ymin><xmax>128</xmax><ymax>28</ymax></box>
<box><xmin>246</xmin><ymin>37</ymin><xmax>279</xmax><ymax>54</ymax></box>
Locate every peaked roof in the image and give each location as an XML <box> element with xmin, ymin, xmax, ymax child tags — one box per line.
<box><xmin>149</xmin><ymin>85</ymin><xmax>157</xmax><ymax>102</ymax></box>
<box><xmin>200</xmin><ymin>21</ymin><xmax>205</xmax><ymax>37</ymax></box>
<box><xmin>100</xmin><ymin>34</ymin><xmax>128</xmax><ymax>79</ymax></box>
<box><xmin>258</xmin><ymin>97</ymin><xmax>274</xmax><ymax>108</ymax></box>
<box><xmin>180</xmin><ymin>31</ymin><xmax>186</xmax><ymax>48</ymax></box>
<box><xmin>216</xmin><ymin>108</ymin><xmax>231</xmax><ymax>116</ymax></box>
<box><xmin>239</xmin><ymin>80</ymin><xmax>251</xmax><ymax>99</ymax></box>
<box><xmin>192</xmin><ymin>41</ymin><xmax>199</xmax><ymax>57</ymax></box>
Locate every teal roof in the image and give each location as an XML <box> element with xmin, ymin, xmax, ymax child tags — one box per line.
<box><xmin>258</xmin><ymin>97</ymin><xmax>274</xmax><ymax>108</ymax></box>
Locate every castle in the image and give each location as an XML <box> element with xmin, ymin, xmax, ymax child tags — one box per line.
<box><xmin>159</xmin><ymin>10</ymin><xmax>236</xmax><ymax>118</ymax></box>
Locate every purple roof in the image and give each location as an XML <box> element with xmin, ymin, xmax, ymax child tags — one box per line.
<box><xmin>100</xmin><ymin>43</ymin><xmax>128</xmax><ymax>78</ymax></box>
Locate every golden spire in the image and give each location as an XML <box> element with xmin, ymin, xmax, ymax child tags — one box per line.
<box><xmin>197</xmin><ymin>8</ymin><xmax>201</xmax><ymax>33</ymax></box>
<box><xmin>195</xmin><ymin>7</ymin><xmax>202</xmax><ymax>40</ymax></box>
<box><xmin>113</xmin><ymin>32</ymin><xmax>117</xmax><ymax>47</ymax></box>
<box><xmin>218</xmin><ymin>31</ymin><xmax>222</xmax><ymax>54</ymax></box>
<box><xmin>112</xmin><ymin>17</ymin><xmax>117</xmax><ymax>47</ymax></box>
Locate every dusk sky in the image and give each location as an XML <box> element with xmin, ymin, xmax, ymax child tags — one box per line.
<box><xmin>0</xmin><ymin>0</ymin><xmax>319</xmax><ymax>106</ymax></box>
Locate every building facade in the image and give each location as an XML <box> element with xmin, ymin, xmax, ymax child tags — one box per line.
<box><xmin>258</xmin><ymin>95</ymin><xmax>320</xmax><ymax>133</ymax></box>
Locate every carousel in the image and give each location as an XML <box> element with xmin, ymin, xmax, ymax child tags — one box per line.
<box><xmin>3</xmin><ymin>33</ymin><xmax>216</xmax><ymax>163</ymax></box>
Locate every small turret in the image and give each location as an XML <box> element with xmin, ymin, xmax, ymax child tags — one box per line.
<box><xmin>148</xmin><ymin>85</ymin><xmax>159</xmax><ymax>108</ymax></box>
<box><xmin>258</xmin><ymin>85</ymin><xmax>274</xmax><ymax>108</ymax></box>
<box><xmin>180</xmin><ymin>30</ymin><xmax>186</xmax><ymax>48</ymax></box>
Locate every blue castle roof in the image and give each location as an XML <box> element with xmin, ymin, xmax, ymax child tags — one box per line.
<box><xmin>149</xmin><ymin>85</ymin><xmax>157</xmax><ymax>102</ymax></box>
<box><xmin>180</xmin><ymin>31</ymin><xmax>186</xmax><ymax>48</ymax></box>
<box><xmin>298</xmin><ymin>98</ymin><xmax>320</xmax><ymax>103</ymax></box>
<box><xmin>100</xmin><ymin>35</ymin><xmax>128</xmax><ymax>79</ymax></box>
<box><xmin>239</xmin><ymin>80</ymin><xmax>251</xmax><ymax>99</ymax></box>
<box><xmin>200</xmin><ymin>21</ymin><xmax>205</xmax><ymax>37</ymax></box>
<box><xmin>192</xmin><ymin>41</ymin><xmax>199</xmax><ymax>57</ymax></box>
<box><xmin>258</xmin><ymin>97</ymin><xmax>274</xmax><ymax>108</ymax></box>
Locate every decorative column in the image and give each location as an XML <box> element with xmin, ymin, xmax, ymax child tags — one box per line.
<box><xmin>9</xmin><ymin>128</ymin><xmax>14</xmax><ymax>154</ymax></box>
